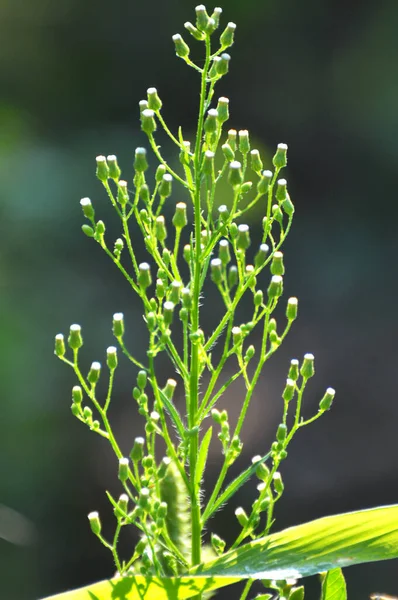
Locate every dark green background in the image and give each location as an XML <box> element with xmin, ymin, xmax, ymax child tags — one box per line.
<box><xmin>1</xmin><ymin>0</ymin><xmax>398</xmax><ymax>598</ymax></box>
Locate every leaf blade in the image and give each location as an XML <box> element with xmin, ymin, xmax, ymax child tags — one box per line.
<box><xmin>320</xmin><ymin>569</ymin><xmax>347</xmax><ymax>600</ymax></box>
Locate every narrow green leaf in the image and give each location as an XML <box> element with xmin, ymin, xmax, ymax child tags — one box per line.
<box><xmin>195</xmin><ymin>427</ymin><xmax>213</xmax><ymax>488</ymax></box>
<box><xmin>158</xmin><ymin>387</ymin><xmax>185</xmax><ymax>440</ymax></box>
<box><xmin>320</xmin><ymin>569</ymin><xmax>346</xmax><ymax>600</ymax></box>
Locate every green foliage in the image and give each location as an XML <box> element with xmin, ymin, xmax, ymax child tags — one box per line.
<box><xmin>46</xmin><ymin>4</ymin><xmax>398</xmax><ymax>600</ymax></box>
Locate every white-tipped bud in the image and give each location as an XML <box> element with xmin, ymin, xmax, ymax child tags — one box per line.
<box><xmin>112</xmin><ymin>312</ymin><xmax>124</xmax><ymax>338</ymax></box>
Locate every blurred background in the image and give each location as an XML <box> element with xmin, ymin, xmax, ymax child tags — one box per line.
<box><xmin>1</xmin><ymin>0</ymin><xmax>398</xmax><ymax>598</ymax></box>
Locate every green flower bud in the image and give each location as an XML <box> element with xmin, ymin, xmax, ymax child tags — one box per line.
<box><xmin>83</xmin><ymin>406</ymin><xmax>93</xmax><ymax>422</ymax></box>
<box><xmin>319</xmin><ymin>387</ymin><xmax>335</xmax><ymax>411</ymax></box>
<box><xmin>276</xmin><ymin>423</ymin><xmax>287</xmax><ymax>443</ymax></box>
<box><xmin>80</xmin><ymin>197</ymin><xmax>95</xmax><ymax>221</ymax></box>
<box><xmin>210</xmin><ymin>258</ymin><xmax>223</xmax><ymax>285</ymax></box>
<box><xmin>138</xmin><ymin>262</ymin><xmax>152</xmax><ymax>290</ymax></box>
<box><xmin>228</xmin><ymin>265</ymin><xmax>238</xmax><ymax>288</ymax></box>
<box><xmin>218</xmin><ymin>204</ymin><xmax>229</xmax><ymax>222</ymax></box>
<box><xmin>112</xmin><ymin>312</ymin><xmax>124</xmax><ymax>338</ymax></box>
<box><xmin>220</xmin><ymin>21</ymin><xmax>236</xmax><ymax>49</ymax></box>
<box><xmin>267</xmin><ymin>275</ymin><xmax>283</xmax><ymax>299</ymax></box>
<box><xmin>138</xmin><ymin>487</ymin><xmax>150</xmax><ymax>509</ymax></box>
<box><xmin>163</xmin><ymin>301</ymin><xmax>175</xmax><ymax>327</ymax></box>
<box><xmin>54</xmin><ymin>333</ymin><xmax>65</xmax><ymax>357</ymax></box>
<box><xmin>250</xmin><ymin>149</ymin><xmax>263</xmax><ymax>174</ymax></box>
<box><xmin>235</xmin><ymin>507</ymin><xmax>249</xmax><ymax>528</ymax></box>
<box><xmin>218</xmin><ymin>239</ymin><xmax>231</xmax><ymax>265</ymax></box>
<box><xmin>172</xmin><ymin>33</ymin><xmax>190</xmax><ymax>58</ymax></box>
<box><xmin>216</xmin><ymin>53</ymin><xmax>230</xmax><ymax>76</ymax></box>
<box><xmin>173</xmin><ymin>202</ymin><xmax>188</xmax><ymax>229</ymax></box>
<box><xmin>211</xmin><ymin>533</ymin><xmax>226</xmax><ymax>555</ymax></box>
<box><xmin>211</xmin><ymin>409</ymin><xmax>222</xmax><ymax>424</ymax></box>
<box><xmin>147</xmin><ymin>87</ymin><xmax>162</xmax><ymax>111</ymax></box>
<box><xmin>157</xmin><ymin>456</ymin><xmax>171</xmax><ymax>479</ymax></box>
<box><xmin>157</xmin><ymin>501</ymin><xmax>168</xmax><ymax>520</ymax></box>
<box><xmin>184</xmin><ymin>21</ymin><xmax>204</xmax><ymax>41</ymax></box>
<box><xmin>118</xmin><ymin>457</ymin><xmax>129</xmax><ymax>482</ymax></box>
<box><xmin>95</xmin><ymin>220</ymin><xmax>105</xmax><ymax>237</ymax></box>
<box><xmin>114</xmin><ymin>237</ymin><xmax>124</xmax><ymax>257</ymax></box>
<box><xmin>159</xmin><ymin>173</ymin><xmax>173</xmax><ymax>198</ymax></box>
<box><xmin>282</xmin><ymin>193</ymin><xmax>295</xmax><ymax>217</ymax></box>
<box><xmin>203</xmin><ymin>150</ymin><xmax>215</xmax><ymax>176</ymax></box>
<box><xmin>241</xmin><ymin>181</ymin><xmax>252</xmax><ymax>194</ymax></box>
<box><xmin>254</xmin><ymin>290</ymin><xmax>263</xmax><ymax>307</ymax></box>
<box><xmin>88</xmin><ymin>361</ymin><xmax>101</xmax><ymax>385</ymax></box>
<box><xmin>140</xmin><ymin>109</ymin><xmax>157</xmax><ymax>135</ymax></box>
<box><xmin>180</xmin><ymin>287</ymin><xmax>191</xmax><ymax>310</ymax></box>
<box><xmin>254</xmin><ymin>243</ymin><xmax>269</xmax><ymax>268</ymax></box>
<box><xmin>68</xmin><ymin>324</ymin><xmax>83</xmax><ymax>350</ymax></box>
<box><xmin>257</xmin><ymin>169</ymin><xmax>273</xmax><ymax>195</ymax></box>
<box><xmin>204</xmin><ymin>109</ymin><xmax>218</xmax><ymax>134</ymax></box>
<box><xmin>96</xmin><ymin>155</ymin><xmax>109</xmax><ymax>182</ymax></box>
<box><xmin>210</xmin><ymin>7</ymin><xmax>222</xmax><ymax>28</ymax></box>
<box><xmin>227</xmin><ymin>129</ymin><xmax>237</xmax><ymax>150</ymax></box>
<box><xmin>238</xmin><ymin>130</ymin><xmax>250</xmax><ymax>155</ymax></box>
<box><xmin>106</xmin><ymin>346</ymin><xmax>118</xmax><ymax>370</ymax></box>
<box><xmin>216</xmin><ymin>97</ymin><xmax>229</xmax><ymax>123</ymax></box>
<box><xmin>117</xmin><ymin>494</ymin><xmax>128</xmax><ymax>515</ymax></box>
<box><xmin>288</xmin><ymin>359</ymin><xmax>299</xmax><ymax>382</ymax></box>
<box><xmin>245</xmin><ymin>345</ymin><xmax>255</xmax><ymax>361</ymax></box>
<box><xmin>179</xmin><ymin>140</ymin><xmax>191</xmax><ymax>166</ymax></box>
<box><xmin>236</xmin><ymin>223</ymin><xmax>251</xmax><ymax>250</ymax></box>
<box><xmin>163</xmin><ymin>378</ymin><xmax>177</xmax><ymax>400</ymax></box>
<box><xmin>276</xmin><ymin>178</ymin><xmax>287</xmax><ymax>202</ymax></box>
<box><xmin>88</xmin><ymin>511</ymin><xmax>102</xmax><ymax>536</ymax></box>
<box><xmin>136</xmin><ymin>371</ymin><xmax>147</xmax><ymax>390</ymax></box>
<box><xmin>272</xmin><ymin>143</ymin><xmax>288</xmax><ymax>169</ymax></box>
<box><xmin>140</xmin><ymin>208</ymin><xmax>150</xmax><ymax>226</ymax></box>
<box><xmin>156</xmin><ymin>278</ymin><xmax>166</xmax><ymax>300</ymax></box>
<box><xmin>139</xmin><ymin>99</ymin><xmax>148</xmax><ymax>113</ymax></box>
<box><xmin>273</xmin><ymin>472</ymin><xmax>284</xmax><ymax>495</ymax></box>
<box><xmin>82</xmin><ymin>224</ymin><xmax>95</xmax><ymax>237</ymax></box>
<box><xmin>155</xmin><ymin>216</ymin><xmax>167</xmax><ymax>243</ymax></box>
<box><xmin>300</xmin><ymin>353</ymin><xmax>315</xmax><ymax>380</ymax></box>
<box><xmin>183</xmin><ymin>244</ymin><xmax>192</xmax><ymax>264</ymax></box>
<box><xmin>72</xmin><ymin>385</ymin><xmax>83</xmax><ymax>405</ymax></box>
<box><xmin>130</xmin><ymin>436</ymin><xmax>145</xmax><ymax>462</ymax></box>
<box><xmin>117</xmin><ymin>180</ymin><xmax>129</xmax><ymax>207</ymax></box>
<box><xmin>228</xmin><ymin>160</ymin><xmax>243</xmax><ymax>187</ymax></box>
<box><xmin>232</xmin><ymin>326</ymin><xmax>242</xmax><ymax>346</ymax></box>
<box><xmin>221</xmin><ymin>143</ymin><xmax>234</xmax><ymax>162</ymax></box>
<box><xmin>271</xmin><ymin>251</ymin><xmax>285</xmax><ymax>276</ymax></box>
<box><xmin>169</xmin><ymin>280</ymin><xmax>182</xmax><ymax>304</ymax></box>
<box><xmin>106</xmin><ymin>154</ymin><xmax>121</xmax><ymax>180</ymax></box>
<box><xmin>195</xmin><ymin>4</ymin><xmax>210</xmax><ymax>31</ymax></box>
<box><xmin>134</xmin><ymin>147</ymin><xmax>149</xmax><ymax>173</ymax></box>
<box><xmin>286</xmin><ymin>297</ymin><xmax>298</xmax><ymax>321</ymax></box>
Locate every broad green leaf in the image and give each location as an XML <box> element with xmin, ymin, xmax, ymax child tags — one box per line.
<box><xmin>41</xmin><ymin>504</ymin><xmax>398</xmax><ymax>600</ymax></box>
<box><xmin>195</xmin><ymin>427</ymin><xmax>213</xmax><ymax>488</ymax></box>
<box><xmin>320</xmin><ymin>569</ymin><xmax>346</xmax><ymax>600</ymax></box>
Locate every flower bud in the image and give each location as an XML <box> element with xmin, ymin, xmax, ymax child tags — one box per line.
<box><xmin>130</xmin><ymin>437</ymin><xmax>145</xmax><ymax>462</ymax></box>
<box><xmin>288</xmin><ymin>359</ymin><xmax>299</xmax><ymax>382</ymax></box>
<box><xmin>203</xmin><ymin>150</ymin><xmax>215</xmax><ymax>176</ymax></box>
<box><xmin>204</xmin><ymin>109</ymin><xmax>218</xmax><ymax>134</ymax></box>
<box><xmin>172</xmin><ymin>33</ymin><xmax>190</xmax><ymax>58</ymax></box>
<box><xmin>272</xmin><ymin>143</ymin><xmax>288</xmax><ymax>169</ymax></box>
<box><xmin>157</xmin><ymin>456</ymin><xmax>171</xmax><ymax>479</ymax></box>
<box><xmin>163</xmin><ymin>378</ymin><xmax>177</xmax><ymax>400</ymax></box>
<box><xmin>276</xmin><ymin>178</ymin><xmax>287</xmax><ymax>202</ymax></box>
<box><xmin>117</xmin><ymin>180</ymin><xmax>129</xmax><ymax>207</ymax></box>
<box><xmin>114</xmin><ymin>238</ymin><xmax>124</xmax><ymax>258</ymax></box>
<box><xmin>163</xmin><ymin>301</ymin><xmax>175</xmax><ymax>327</ymax></box>
<box><xmin>286</xmin><ymin>297</ymin><xmax>298</xmax><ymax>321</ymax></box>
<box><xmin>139</xmin><ymin>100</ymin><xmax>148</xmax><ymax>113</ymax></box>
<box><xmin>117</xmin><ymin>494</ymin><xmax>129</xmax><ymax>515</ymax></box>
<box><xmin>80</xmin><ymin>197</ymin><xmax>95</xmax><ymax>221</ymax></box>
<box><xmin>107</xmin><ymin>155</ymin><xmax>121</xmax><ymax>180</ymax></box>
<box><xmin>228</xmin><ymin>160</ymin><xmax>243</xmax><ymax>187</ymax></box>
<box><xmin>218</xmin><ymin>204</ymin><xmax>229</xmax><ymax>223</ymax></box>
<box><xmin>257</xmin><ymin>169</ymin><xmax>273</xmax><ymax>195</ymax></box>
<box><xmin>147</xmin><ymin>87</ymin><xmax>162</xmax><ymax>111</ymax></box>
<box><xmin>88</xmin><ymin>361</ymin><xmax>101</xmax><ymax>385</ymax></box>
<box><xmin>195</xmin><ymin>4</ymin><xmax>210</xmax><ymax>31</ymax></box>
<box><xmin>273</xmin><ymin>472</ymin><xmax>284</xmax><ymax>495</ymax></box>
<box><xmin>276</xmin><ymin>423</ymin><xmax>287</xmax><ymax>443</ymax></box>
<box><xmin>112</xmin><ymin>312</ymin><xmax>124</xmax><ymax>338</ymax></box>
<box><xmin>138</xmin><ymin>487</ymin><xmax>150</xmax><ymax>509</ymax></box>
<box><xmin>155</xmin><ymin>216</ymin><xmax>167</xmax><ymax>243</ymax></box>
<box><xmin>220</xmin><ymin>21</ymin><xmax>236</xmax><ymax>49</ymax></box>
<box><xmin>232</xmin><ymin>326</ymin><xmax>242</xmax><ymax>346</ymax></box>
<box><xmin>267</xmin><ymin>275</ymin><xmax>283</xmax><ymax>299</ymax></box>
<box><xmin>216</xmin><ymin>53</ymin><xmax>230</xmax><ymax>76</ymax></box>
<box><xmin>138</xmin><ymin>262</ymin><xmax>152</xmax><ymax>290</ymax></box>
<box><xmin>169</xmin><ymin>280</ymin><xmax>182</xmax><ymax>304</ymax></box>
<box><xmin>271</xmin><ymin>251</ymin><xmax>285</xmax><ymax>276</ymax></box>
<box><xmin>184</xmin><ymin>21</ymin><xmax>203</xmax><ymax>41</ymax></box>
<box><xmin>300</xmin><ymin>353</ymin><xmax>315</xmax><ymax>380</ymax></box>
<box><xmin>106</xmin><ymin>346</ymin><xmax>118</xmax><ymax>370</ymax></box>
<box><xmin>181</xmin><ymin>287</ymin><xmax>192</xmax><ymax>309</ymax></box>
<box><xmin>238</xmin><ymin>130</ymin><xmax>250</xmax><ymax>155</ymax></box>
<box><xmin>235</xmin><ymin>507</ymin><xmax>249</xmax><ymax>528</ymax></box>
<box><xmin>245</xmin><ymin>345</ymin><xmax>255</xmax><ymax>361</ymax></box>
<box><xmin>118</xmin><ymin>457</ymin><xmax>129</xmax><ymax>482</ymax></box>
<box><xmin>282</xmin><ymin>194</ymin><xmax>295</xmax><ymax>217</ymax></box>
<box><xmin>221</xmin><ymin>143</ymin><xmax>234</xmax><ymax>162</ymax></box>
<box><xmin>68</xmin><ymin>324</ymin><xmax>83</xmax><ymax>350</ymax></box>
<box><xmin>250</xmin><ymin>149</ymin><xmax>263</xmax><ymax>174</ymax></box>
<box><xmin>218</xmin><ymin>239</ymin><xmax>231</xmax><ymax>265</ymax></box>
<box><xmin>72</xmin><ymin>385</ymin><xmax>83</xmax><ymax>405</ymax></box>
<box><xmin>140</xmin><ymin>109</ymin><xmax>157</xmax><ymax>135</ymax></box>
<box><xmin>319</xmin><ymin>387</ymin><xmax>335</xmax><ymax>411</ymax></box>
<box><xmin>216</xmin><ymin>97</ymin><xmax>229</xmax><ymax>123</ymax></box>
<box><xmin>236</xmin><ymin>224</ymin><xmax>251</xmax><ymax>250</ymax></box>
<box><xmin>54</xmin><ymin>333</ymin><xmax>65</xmax><ymax>357</ymax></box>
<box><xmin>254</xmin><ymin>244</ymin><xmax>269</xmax><ymax>268</ymax></box>
<box><xmin>210</xmin><ymin>258</ymin><xmax>223</xmax><ymax>285</ymax></box>
<box><xmin>95</xmin><ymin>220</ymin><xmax>105</xmax><ymax>237</ymax></box>
<box><xmin>228</xmin><ymin>265</ymin><xmax>238</xmax><ymax>288</ymax></box>
<box><xmin>183</xmin><ymin>244</ymin><xmax>192</xmax><ymax>264</ymax></box>
<box><xmin>96</xmin><ymin>155</ymin><xmax>109</xmax><ymax>182</ymax></box>
<box><xmin>173</xmin><ymin>202</ymin><xmax>188</xmax><ymax>229</ymax></box>
<box><xmin>82</xmin><ymin>224</ymin><xmax>95</xmax><ymax>237</ymax></box>
<box><xmin>254</xmin><ymin>290</ymin><xmax>263</xmax><ymax>307</ymax></box>
<box><xmin>134</xmin><ymin>147</ymin><xmax>149</xmax><ymax>173</ymax></box>
<box><xmin>227</xmin><ymin>129</ymin><xmax>237</xmax><ymax>150</ymax></box>
<box><xmin>88</xmin><ymin>512</ymin><xmax>102</xmax><ymax>536</ymax></box>
<box><xmin>211</xmin><ymin>532</ymin><xmax>226</xmax><ymax>555</ymax></box>
<box><xmin>159</xmin><ymin>173</ymin><xmax>173</xmax><ymax>198</ymax></box>
<box><xmin>241</xmin><ymin>181</ymin><xmax>252</xmax><ymax>195</ymax></box>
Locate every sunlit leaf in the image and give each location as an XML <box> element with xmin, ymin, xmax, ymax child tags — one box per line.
<box><xmin>320</xmin><ymin>569</ymin><xmax>346</xmax><ymax>600</ymax></box>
